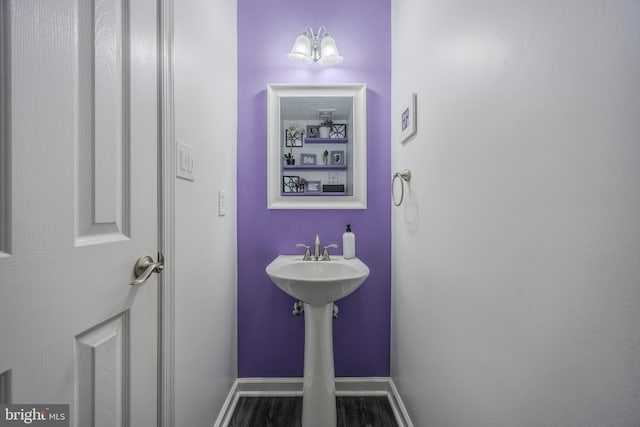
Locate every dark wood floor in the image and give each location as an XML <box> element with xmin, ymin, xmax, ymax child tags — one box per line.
<box><xmin>228</xmin><ymin>396</ymin><xmax>399</xmax><ymax>427</ymax></box>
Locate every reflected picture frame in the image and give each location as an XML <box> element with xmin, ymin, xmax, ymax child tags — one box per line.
<box><xmin>306</xmin><ymin>181</ymin><xmax>321</xmax><ymax>193</ymax></box>
<box><xmin>285</xmin><ymin>129</ymin><xmax>304</xmax><ymax>147</ymax></box>
<box><xmin>330</xmin><ymin>150</ymin><xmax>345</xmax><ymax>166</ymax></box>
<box><xmin>300</xmin><ymin>153</ymin><xmax>317</xmax><ymax>165</ymax></box>
<box><xmin>330</xmin><ymin>124</ymin><xmax>347</xmax><ymax>138</ymax></box>
<box><xmin>282</xmin><ymin>175</ymin><xmax>300</xmax><ymax>193</ymax></box>
<box><xmin>306</xmin><ymin>125</ymin><xmax>319</xmax><ymax>138</ymax></box>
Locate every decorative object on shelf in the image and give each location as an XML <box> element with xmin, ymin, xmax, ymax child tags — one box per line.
<box><xmin>330</xmin><ymin>123</ymin><xmax>347</xmax><ymax>138</ymax></box>
<box><xmin>323</xmin><ymin>184</ymin><xmax>345</xmax><ymax>192</ymax></box>
<box><xmin>306</xmin><ymin>181</ymin><xmax>321</xmax><ymax>193</ymax></box>
<box><xmin>317</xmin><ymin>108</ymin><xmax>335</xmax><ymax>119</ymax></box>
<box><xmin>298</xmin><ymin>178</ymin><xmax>307</xmax><ymax>192</ymax></box>
<box><xmin>306</xmin><ymin>125</ymin><xmax>319</xmax><ymax>138</ymax></box>
<box><xmin>300</xmin><ymin>153</ymin><xmax>317</xmax><ymax>165</ymax></box>
<box><xmin>319</xmin><ymin>119</ymin><xmax>333</xmax><ymax>138</ymax></box>
<box><xmin>284</xmin><ymin>153</ymin><xmax>295</xmax><ymax>165</ymax></box>
<box><xmin>330</xmin><ymin>150</ymin><xmax>345</xmax><ymax>166</ymax></box>
<box><xmin>322</xmin><ymin>150</ymin><xmax>329</xmax><ymax>165</ymax></box>
<box><xmin>285</xmin><ymin>125</ymin><xmax>304</xmax><ymax>147</ymax></box>
<box><xmin>286</xmin><ymin>26</ymin><xmax>343</xmax><ymax>66</ymax></box>
<box><xmin>328</xmin><ymin>173</ymin><xmax>339</xmax><ymax>185</ymax></box>
<box><xmin>283</xmin><ymin>176</ymin><xmax>301</xmax><ymax>193</ymax></box>
<box><xmin>400</xmin><ymin>93</ymin><xmax>417</xmax><ymax>143</ymax></box>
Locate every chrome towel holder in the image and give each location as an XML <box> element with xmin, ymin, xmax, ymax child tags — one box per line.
<box><xmin>392</xmin><ymin>169</ymin><xmax>411</xmax><ymax>206</ymax></box>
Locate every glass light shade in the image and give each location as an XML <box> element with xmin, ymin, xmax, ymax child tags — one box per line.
<box><xmin>317</xmin><ymin>33</ymin><xmax>343</xmax><ymax>65</ymax></box>
<box><xmin>287</xmin><ymin>33</ymin><xmax>313</xmax><ymax>64</ymax></box>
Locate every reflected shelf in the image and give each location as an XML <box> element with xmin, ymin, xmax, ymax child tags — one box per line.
<box><xmin>282</xmin><ymin>164</ymin><xmax>347</xmax><ymax>170</ymax></box>
<box><xmin>304</xmin><ymin>138</ymin><xmax>348</xmax><ymax>144</ymax></box>
<box><xmin>282</xmin><ymin>192</ymin><xmax>346</xmax><ymax>196</ymax></box>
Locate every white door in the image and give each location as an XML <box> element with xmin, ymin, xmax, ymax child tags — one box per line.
<box><xmin>0</xmin><ymin>0</ymin><xmax>160</xmax><ymax>425</ymax></box>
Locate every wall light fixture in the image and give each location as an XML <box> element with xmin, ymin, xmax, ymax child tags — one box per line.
<box><xmin>287</xmin><ymin>26</ymin><xmax>343</xmax><ymax>66</ymax></box>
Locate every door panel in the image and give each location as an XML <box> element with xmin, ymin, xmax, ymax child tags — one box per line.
<box><xmin>76</xmin><ymin>313</ymin><xmax>128</xmax><ymax>427</ymax></box>
<box><xmin>0</xmin><ymin>0</ymin><xmax>159</xmax><ymax>425</ymax></box>
<box><xmin>77</xmin><ymin>0</ymin><xmax>131</xmax><ymax>243</ymax></box>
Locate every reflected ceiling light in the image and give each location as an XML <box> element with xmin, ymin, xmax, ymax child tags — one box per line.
<box><xmin>287</xmin><ymin>26</ymin><xmax>343</xmax><ymax>66</ymax></box>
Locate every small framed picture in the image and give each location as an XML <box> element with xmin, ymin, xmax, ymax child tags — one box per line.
<box><xmin>330</xmin><ymin>150</ymin><xmax>345</xmax><ymax>166</ymax></box>
<box><xmin>285</xmin><ymin>129</ymin><xmax>303</xmax><ymax>147</ymax></box>
<box><xmin>306</xmin><ymin>125</ymin><xmax>319</xmax><ymax>138</ymax></box>
<box><xmin>330</xmin><ymin>124</ymin><xmax>347</xmax><ymax>138</ymax></box>
<box><xmin>400</xmin><ymin>93</ymin><xmax>417</xmax><ymax>143</ymax></box>
<box><xmin>306</xmin><ymin>181</ymin><xmax>321</xmax><ymax>193</ymax></box>
<box><xmin>300</xmin><ymin>153</ymin><xmax>317</xmax><ymax>165</ymax></box>
<box><xmin>282</xmin><ymin>176</ymin><xmax>300</xmax><ymax>193</ymax></box>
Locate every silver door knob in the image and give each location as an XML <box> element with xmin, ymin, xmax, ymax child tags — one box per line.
<box><xmin>130</xmin><ymin>253</ymin><xmax>164</xmax><ymax>286</ymax></box>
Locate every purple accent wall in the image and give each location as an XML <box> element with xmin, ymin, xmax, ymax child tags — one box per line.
<box><xmin>237</xmin><ymin>0</ymin><xmax>391</xmax><ymax>377</ymax></box>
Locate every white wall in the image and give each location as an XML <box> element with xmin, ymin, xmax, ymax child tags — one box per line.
<box><xmin>174</xmin><ymin>0</ymin><xmax>237</xmax><ymax>425</ymax></box>
<box><xmin>391</xmin><ymin>1</ymin><xmax>640</xmax><ymax>426</ymax></box>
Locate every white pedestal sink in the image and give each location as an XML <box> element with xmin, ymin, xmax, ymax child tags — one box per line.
<box><xmin>266</xmin><ymin>255</ymin><xmax>370</xmax><ymax>427</ymax></box>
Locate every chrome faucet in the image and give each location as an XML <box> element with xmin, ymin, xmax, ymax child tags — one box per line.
<box><xmin>296</xmin><ymin>235</ymin><xmax>338</xmax><ymax>261</ymax></box>
<box><xmin>314</xmin><ymin>235</ymin><xmax>321</xmax><ymax>260</ymax></box>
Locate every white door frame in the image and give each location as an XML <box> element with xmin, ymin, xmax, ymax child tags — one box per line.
<box><xmin>159</xmin><ymin>0</ymin><xmax>175</xmax><ymax>425</ymax></box>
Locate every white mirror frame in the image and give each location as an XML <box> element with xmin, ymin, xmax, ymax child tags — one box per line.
<box><xmin>267</xmin><ymin>83</ymin><xmax>367</xmax><ymax>209</ymax></box>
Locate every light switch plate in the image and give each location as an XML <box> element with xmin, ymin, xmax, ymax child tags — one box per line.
<box><xmin>218</xmin><ymin>189</ymin><xmax>226</xmax><ymax>216</ymax></box>
<box><xmin>176</xmin><ymin>141</ymin><xmax>194</xmax><ymax>181</ymax></box>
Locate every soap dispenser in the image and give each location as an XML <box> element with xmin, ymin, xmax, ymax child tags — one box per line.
<box><xmin>342</xmin><ymin>224</ymin><xmax>355</xmax><ymax>259</ymax></box>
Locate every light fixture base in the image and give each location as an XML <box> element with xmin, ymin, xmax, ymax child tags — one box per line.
<box><xmin>287</xmin><ymin>26</ymin><xmax>343</xmax><ymax>66</ymax></box>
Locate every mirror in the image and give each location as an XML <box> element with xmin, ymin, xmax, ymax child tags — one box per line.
<box><xmin>267</xmin><ymin>84</ymin><xmax>367</xmax><ymax>209</ymax></box>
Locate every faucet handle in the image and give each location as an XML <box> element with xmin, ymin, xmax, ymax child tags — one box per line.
<box><xmin>321</xmin><ymin>244</ymin><xmax>339</xmax><ymax>261</ymax></box>
<box><xmin>295</xmin><ymin>244</ymin><xmax>312</xmax><ymax>260</ymax></box>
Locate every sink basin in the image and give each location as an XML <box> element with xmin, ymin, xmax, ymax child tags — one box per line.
<box><xmin>266</xmin><ymin>255</ymin><xmax>370</xmax><ymax>306</ymax></box>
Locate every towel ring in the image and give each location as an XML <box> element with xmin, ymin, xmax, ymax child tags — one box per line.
<box><xmin>392</xmin><ymin>169</ymin><xmax>411</xmax><ymax>206</ymax></box>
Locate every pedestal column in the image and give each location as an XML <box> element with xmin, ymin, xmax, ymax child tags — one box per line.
<box><xmin>302</xmin><ymin>303</ymin><xmax>336</xmax><ymax>427</ymax></box>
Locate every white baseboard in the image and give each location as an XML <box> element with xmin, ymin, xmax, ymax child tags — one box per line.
<box><xmin>213</xmin><ymin>377</ymin><xmax>413</xmax><ymax>427</ymax></box>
